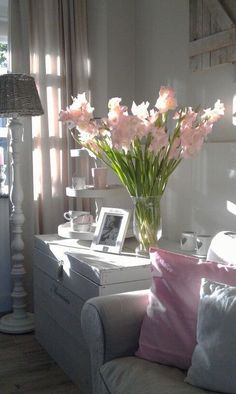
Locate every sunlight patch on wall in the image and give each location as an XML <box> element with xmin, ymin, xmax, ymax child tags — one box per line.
<box><xmin>47</xmin><ymin>86</ymin><xmax>56</xmax><ymax>137</ymax></box>
<box><xmin>58</xmin><ymin>88</ymin><xmax>63</xmax><ymax>138</ymax></box>
<box><xmin>45</xmin><ymin>54</ymin><xmax>61</xmax><ymax>76</ymax></box>
<box><xmin>232</xmin><ymin>95</ymin><xmax>236</xmax><ymax>126</ymax></box>
<box><xmin>45</xmin><ymin>54</ymin><xmax>52</xmax><ymax>75</ymax></box>
<box><xmin>228</xmin><ymin>169</ymin><xmax>236</xmax><ymax>179</ymax></box>
<box><xmin>87</xmin><ymin>58</ymin><xmax>91</xmax><ymax>78</ymax></box>
<box><xmin>50</xmin><ymin>147</ymin><xmax>58</xmax><ymax>196</ymax></box>
<box><xmin>31</xmin><ymin>52</ymin><xmax>39</xmax><ymax>74</ymax></box>
<box><xmin>57</xmin><ymin>56</ymin><xmax>61</xmax><ymax>76</ymax></box>
<box><xmin>227</xmin><ymin>200</ymin><xmax>236</xmax><ymax>216</ymax></box>
<box><xmin>32</xmin><ymin>116</ymin><xmax>41</xmax><ymax>139</ymax></box>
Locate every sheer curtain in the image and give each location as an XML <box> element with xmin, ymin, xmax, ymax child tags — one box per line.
<box><xmin>8</xmin><ymin>0</ymin><xmax>90</xmax><ymax>303</ymax></box>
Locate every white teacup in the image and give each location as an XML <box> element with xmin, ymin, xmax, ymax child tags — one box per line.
<box><xmin>64</xmin><ymin>210</ymin><xmax>89</xmax><ymax>221</ymax></box>
<box><xmin>180</xmin><ymin>231</ymin><xmax>196</xmax><ymax>252</ymax></box>
<box><xmin>72</xmin><ymin>217</ymin><xmax>93</xmax><ymax>232</ymax></box>
<box><xmin>196</xmin><ymin>234</ymin><xmax>212</xmax><ymax>257</ymax></box>
<box><xmin>64</xmin><ymin>211</ymin><xmax>93</xmax><ymax>231</ymax></box>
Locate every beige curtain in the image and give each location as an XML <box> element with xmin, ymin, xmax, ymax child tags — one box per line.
<box><xmin>8</xmin><ymin>0</ymin><xmax>90</xmax><ymax>303</ymax></box>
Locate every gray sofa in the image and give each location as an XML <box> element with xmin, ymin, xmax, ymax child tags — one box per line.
<box><xmin>81</xmin><ymin>290</ymin><xmax>220</xmax><ymax>394</ymax></box>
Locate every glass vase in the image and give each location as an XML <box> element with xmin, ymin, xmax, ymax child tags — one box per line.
<box><xmin>132</xmin><ymin>195</ymin><xmax>162</xmax><ymax>256</ymax></box>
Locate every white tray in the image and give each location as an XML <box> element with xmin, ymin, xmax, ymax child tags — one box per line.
<box><xmin>58</xmin><ymin>222</ymin><xmax>95</xmax><ymax>241</ymax></box>
<box><xmin>58</xmin><ymin>222</ymin><xmax>134</xmax><ymax>240</ymax></box>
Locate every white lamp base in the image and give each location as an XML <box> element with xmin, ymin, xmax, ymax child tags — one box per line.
<box><xmin>0</xmin><ymin>312</ymin><xmax>34</xmax><ymax>334</ymax></box>
<box><xmin>0</xmin><ymin>118</ymin><xmax>34</xmax><ymax>335</ymax></box>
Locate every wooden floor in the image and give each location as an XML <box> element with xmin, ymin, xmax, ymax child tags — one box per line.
<box><xmin>0</xmin><ymin>332</ymin><xmax>81</xmax><ymax>394</ymax></box>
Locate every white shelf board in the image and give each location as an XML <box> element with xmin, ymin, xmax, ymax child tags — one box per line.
<box><xmin>66</xmin><ymin>184</ymin><xmax>124</xmax><ymax>198</ymax></box>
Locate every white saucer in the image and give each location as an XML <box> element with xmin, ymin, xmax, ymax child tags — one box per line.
<box><xmin>192</xmin><ymin>253</ymin><xmax>207</xmax><ymax>259</ymax></box>
<box><xmin>58</xmin><ymin>222</ymin><xmax>95</xmax><ymax>240</ymax></box>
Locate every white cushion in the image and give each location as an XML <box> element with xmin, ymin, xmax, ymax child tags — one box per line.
<box><xmin>185</xmin><ymin>278</ymin><xmax>236</xmax><ymax>393</ymax></box>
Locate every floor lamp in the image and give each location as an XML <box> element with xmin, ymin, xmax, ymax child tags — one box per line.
<box><xmin>0</xmin><ymin>73</ymin><xmax>44</xmax><ymax>334</ymax></box>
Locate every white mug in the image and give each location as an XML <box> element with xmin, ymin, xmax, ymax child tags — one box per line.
<box><xmin>196</xmin><ymin>235</ymin><xmax>212</xmax><ymax>257</ymax></box>
<box><xmin>180</xmin><ymin>231</ymin><xmax>196</xmax><ymax>252</ymax></box>
<box><xmin>91</xmin><ymin>167</ymin><xmax>108</xmax><ymax>189</ymax></box>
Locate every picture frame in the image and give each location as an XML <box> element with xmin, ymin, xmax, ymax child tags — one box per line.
<box><xmin>91</xmin><ymin>207</ymin><xmax>131</xmax><ymax>254</ymax></box>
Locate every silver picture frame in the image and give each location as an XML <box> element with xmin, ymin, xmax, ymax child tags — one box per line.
<box><xmin>91</xmin><ymin>207</ymin><xmax>131</xmax><ymax>254</ymax></box>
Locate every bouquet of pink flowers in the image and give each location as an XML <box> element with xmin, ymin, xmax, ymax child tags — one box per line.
<box><xmin>59</xmin><ymin>86</ymin><xmax>224</xmax><ymax>197</ymax></box>
<box><xmin>59</xmin><ymin>86</ymin><xmax>224</xmax><ymax>252</ymax></box>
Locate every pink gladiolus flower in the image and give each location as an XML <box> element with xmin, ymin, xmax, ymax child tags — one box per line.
<box><xmin>77</xmin><ymin>120</ymin><xmax>97</xmax><ymax>135</ymax></box>
<box><xmin>214</xmin><ymin>99</ymin><xmax>225</xmax><ymax>116</ymax></box>
<box><xmin>202</xmin><ymin>99</ymin><xmax>225</xmax><ymax>123</ymax></box>
<box><xmin>70</xmin><ymin>93</ymin><xmax>94</xmax><ymax>120</ymax></box>
<box><xmin>155</xmin><ymin>86</ymin><xmax>177</xmax><ymax>113</ymax></box>
<box><xmin>148</xmin><ymin>127</ymin><xmax>168</xmax><ymax>153</ymax></box>
<box><xmin>131</xmin><ymin>101</ymin><xmax>149</xmax><ymax>120</ymax></box>
<box><xmin>148</xmin><ymin>108</ymin><xmax>160</xmax><ymax>124</ymax></box>
<box><xmin>181</xmin><ymin>129</ymin><xmax>204</xmax><ymax>159</ymax></box>
<box><xmin>59</xmin><ymin>92</ymin><xmax>94</xmax><ymax>130</ymax></box>
<box><xmin>180</xmin><ymin>127</ymin><xmax>193</xmax><ymax>146</ymax></box>
<box><xmin>58</xmin><ymin>110</ymin><xmax>70</xmax><ymax>122</ymax></box>
<box><xmin>110</xmin><ymin>115</ymin><xmax>139</xmax><ymax>152</ymax></box>
<box><xmin>197</xmin><ymin>122</ymin><xmax>213</xmax><ymax>137</ymax></box>
<box><xmin>108</xmin><ymin>97</ymin><xmax>122</xmax><ymax>110</ymax></box>
<box><xmin>179</xmin><ymin>108</ymin><xmax>198</xmax><ymax>128</ymax></box>
<box><xmin>108</xmin><ymin>97</ymin><xmax>128</xmax><ymax>125</ymax></box>
<box><xmin>168</xmin><ymin>137</ymin><xmax>181</xmax><ymax>160</ymax></box>
<box><xmin>181</xmin><ymin>141</ymin><xmax>204</xmax><ymax>159</ymax></box>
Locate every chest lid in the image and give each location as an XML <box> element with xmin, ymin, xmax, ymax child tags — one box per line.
<box><xmin>34</xmin><ymin>234</ymin><xmax>151</xmax><ymax>285</ymax></box>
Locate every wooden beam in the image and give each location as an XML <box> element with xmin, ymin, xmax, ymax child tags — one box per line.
<box><xmin>205</xmin><ymin>0</ymin><xmax>234</xmax><ymax>30</ymax></box>
<box><xmin>210</xmin><ymin>44</ymin><xmax>236</xmax><ymax>66</ymax></box>
<box><xmin>189</xmin><ymin>27</ymin><xmax>236</xmax><ymax>56</ymax></box>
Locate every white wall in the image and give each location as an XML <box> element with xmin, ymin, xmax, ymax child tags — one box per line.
<box><xmin>87</xmin><ymin>0</ymin><xmax>236</xmax><ymax>242</ymax></box>
<box><xmin>87</xmin><ymin>0</ymin><xmax>135</xmax><ymax>117</ymax></box>
<box><xmin>135</xmin><ymin>0</ymin><xmax>189</xmax><ymax>107</ymax></box>
<box><xmin>87</xmin><ymin>0</ymin><xmax>136</xmax><ymax>193</ymax></box>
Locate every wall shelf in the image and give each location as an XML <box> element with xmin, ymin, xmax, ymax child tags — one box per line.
<box><xmin>59</xmin><ymin>148</ymin><xmax>127</xmax><ymax>240</ymax></box>
<box><xmin>66</xmin><ymin>184</ymin><xmax>124</xmax><ymax>198</ymax></box>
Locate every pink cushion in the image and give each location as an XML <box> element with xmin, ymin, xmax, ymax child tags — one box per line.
<box><xmin>135</xmin><ymin>248</ymin><xmax>236</xmax><ymax>370</ymax></box>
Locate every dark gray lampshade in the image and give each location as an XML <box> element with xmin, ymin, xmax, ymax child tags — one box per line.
<box><xmin>0</xmin><ymin>73</ymin><xmax>44</xmax><ymax>117</ymax></box>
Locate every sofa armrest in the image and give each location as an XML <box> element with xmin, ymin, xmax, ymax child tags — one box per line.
<box><xmin>81</xmin><ymin>290</ymin><xmax>149</xmax><ymax>394</ymax></box>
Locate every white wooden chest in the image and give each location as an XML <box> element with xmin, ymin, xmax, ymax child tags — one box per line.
<box><xmin>33</xmin><ymin>234</ymin><xmax>151</xmax><ymax>393</ymax></box>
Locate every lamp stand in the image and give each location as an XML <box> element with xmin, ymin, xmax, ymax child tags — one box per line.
<box><xmin>0</xmin><ymin>118</ymin><xmax>34</xmax><ymax>333</ymax></box>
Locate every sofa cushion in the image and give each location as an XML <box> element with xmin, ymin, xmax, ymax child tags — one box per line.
<box><xmin>136</xmin><ymin>248</ymin><xmax>236</xmax><ymax>370</ymax></box>
<box><xmin>100</xmin><ymin>356</ymin><xmax>220</xmax><ymax>394</ymax></box>
<box><xmin>185</xmin><ymin>278</ymin><xmax>236</xmax><ymax>394</ymax></box>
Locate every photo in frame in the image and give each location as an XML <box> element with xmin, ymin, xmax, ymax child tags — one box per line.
<box><xmin>91</xmin><ymin>207</ymin><xmax>131</xmax><ymax>254</ymax></box>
